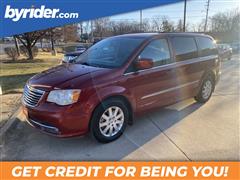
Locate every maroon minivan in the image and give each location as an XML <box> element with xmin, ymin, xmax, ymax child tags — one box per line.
<box><xmin>22</xmin><ymin>33</ymin><xmax>220</xmax><ymax>142</ymax></box>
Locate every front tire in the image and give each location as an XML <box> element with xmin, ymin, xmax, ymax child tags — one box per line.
<box><xmin>195</xmin><ymin>75</ymin><xmax>215</xmax><ymax>103</ymax></box>
<box><xmin>90</xmin><ymin>98</ymin><xmax>128</xmax><ymax>143</ymax></box>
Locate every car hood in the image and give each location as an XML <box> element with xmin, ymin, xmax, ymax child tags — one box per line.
<box><xmin>28</xmin><ymin>64</ymin><xmax>105</xmax><ymax>90</ymax></box>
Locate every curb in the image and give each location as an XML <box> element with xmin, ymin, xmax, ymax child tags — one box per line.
<box><xmin>0</xmin><ymin>106</ymin><xmax>22</xmax><ymax>137</ymax></box>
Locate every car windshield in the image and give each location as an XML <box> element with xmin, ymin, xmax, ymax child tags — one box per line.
<box><xmin>75</xmin><ymin>37</ymin><xmax>144</xmax><ymax>68</ymax></box>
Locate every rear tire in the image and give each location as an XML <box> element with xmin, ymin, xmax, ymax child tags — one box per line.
<box><xmin>90</xmin><ymin>98</ymin><xmax>128</xmax><ymax>143</ymax></box>
<box><xmin>195</xmin><ymin>75</ymin><xmax>215</xmax><ymax>103</ymax></box>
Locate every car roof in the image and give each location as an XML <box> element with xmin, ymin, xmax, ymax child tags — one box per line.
<box><xmin>113</xmin><ymin>32</ymin><xmax>213</xmax><ymax>40</ymax></box>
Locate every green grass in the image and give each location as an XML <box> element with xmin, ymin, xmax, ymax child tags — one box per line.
<box><xmin>0</xmin><ymin>53</ymin><xmax>62</xmax><ymax>94</ymax></box>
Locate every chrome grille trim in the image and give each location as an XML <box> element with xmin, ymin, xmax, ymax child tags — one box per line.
<box><xmin>23</xmin><ymin>85</ymin><xmax>45</xmax><ymax>107</ymax></box>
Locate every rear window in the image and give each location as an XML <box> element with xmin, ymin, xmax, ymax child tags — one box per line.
<box><xmin>196</xmin><ymin>37</ymin><xmax>216</xmax><ymax>56</ymax></box>
<box><xmin>171</xmin><ymin>36</ymin><xmax>198</xmax><ymax>61</ymax></box>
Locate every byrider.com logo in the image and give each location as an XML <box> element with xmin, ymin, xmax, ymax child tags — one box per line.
<box><xmin>4</xmin><ymin>5</ymin><xmax>79</xmax><ymax>22</ymax></box>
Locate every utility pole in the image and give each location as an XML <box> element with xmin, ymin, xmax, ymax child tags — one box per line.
<box><xmin>204</xmin><ymin>0</ymin><xmax>210</xmax><ymax>32</ymax></box>
<box><xmin>140</xmin><ymin>9</ymin><xmax>143</xmax><ymax>32</ymax></box>
<box><xmin>183</xmin><ymin>0</ymin><xmax>187</xmax><ymax>32</ymax></box>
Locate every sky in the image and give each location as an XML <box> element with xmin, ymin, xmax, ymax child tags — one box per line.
<box><xmin>110</xmin><ymin>0</ymin><xmax>240</xmax><ymax>26</ymax></box>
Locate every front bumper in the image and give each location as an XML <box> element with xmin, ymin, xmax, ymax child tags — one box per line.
<box><xmin>22</xmin><ymin>102</ymin><xmax>92</xmax><ymax>137</ymax></box>
<box><xmin>26</xmin><ymin>118</ymin><xmax>60</xmax><ymax>135</ymax></box>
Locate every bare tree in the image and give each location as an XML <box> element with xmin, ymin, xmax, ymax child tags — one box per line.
<box><xmin>142</xmin><ymin>20</ymin><xmax>151</xmax><ymax>32</ymax></box>
<box><xmin>161</xmin><ymin>17</ymin><xmax>175</xmax><ymax>32</ymax></box>
<box><xmin>93</xmin><ymin>18</ymin><xmax>111</xmax><ymax>38</ymax></box>
<box><xmin>193</xmin><ymin>19</ymin><xmax>205</xmax><ymax>32</ymax></box>
<box><xmin>209</xmin><ymin>9</ymin><xmax>240</xmax><ymax>32</ymax></box>
<box><xmin>110</xmin><ymin>21</ymin><xmax>142</xmax><ymax>35</ymax></box>
<box><xmin>91</xmin><ymin>18</ymin><xmax>149</xmax><ymax>37</ymax></box>
<box><xmin>45</xmin><ymin>27</ymin><xmax>63</xmax><ymax>55</ymax></box>
<box><xmin>151</xmin><ymin>16</ymin><xmax>175</xmax><ymax>32</ymax></box>
<box><xmin>15</xmin><ymin>30</ymin><xmax>47</xmax><ymax>60</ymax></box>
<box><xmin>151</xmin><ymin>17</ymin><xmax>162</xmax><ymax>32</ymax></box>
<box><xmin>81</xmin><ymin>21</ymin><xmax>91</xmax><ymax>41</ymax></box>
<box><xmin>63</xmin><ymin>24</ymin><xmax>79</xmax><ymax>42</ymax></box>
<box><xmin>13</xmin><ymin>36</ymin><xmax>20</xmax><ymax>56</ymax></box>
<box><xmin>176</xmin><ymin>19</ymin><xmax>183</xmax><ymax>32</ymax></box>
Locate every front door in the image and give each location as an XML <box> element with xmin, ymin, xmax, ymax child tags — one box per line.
<box><xmin>125</xmin><ymin>38</ymin><xmax>178</xmax><ymax>111</ymax></box>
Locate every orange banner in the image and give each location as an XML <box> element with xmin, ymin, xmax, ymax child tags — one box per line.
<box><xmin>1</xmin><ymin>162</ymin><xmax>239</xmax><ymax>180</ymax></box>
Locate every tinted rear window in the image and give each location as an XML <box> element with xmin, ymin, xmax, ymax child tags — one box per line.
<box><xmin>171</xmin><ymin>37</ymin><xmax>198</xmax><ymax>61</ymax></box>
<box><xmin>196</xmin><ymin>37</ymin><xmax>217</xmax><ymax>56</ymax></box>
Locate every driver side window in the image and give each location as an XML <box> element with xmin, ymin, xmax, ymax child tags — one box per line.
<box><xmin>139</xmin><ymin>39</ymin><xmax>171</xmax><ymax>67</ymax></box>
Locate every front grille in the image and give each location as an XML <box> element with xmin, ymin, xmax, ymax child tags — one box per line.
<box><xmin>23</xmin><ymin>85</ymin><xmax>45</xmax><ymax>107</ymax></box>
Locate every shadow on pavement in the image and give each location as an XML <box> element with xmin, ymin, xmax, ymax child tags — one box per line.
<box><xmin>1</xmin><ymin>99</ymin><xmax>202</xmax><ymax>161</ymax></box>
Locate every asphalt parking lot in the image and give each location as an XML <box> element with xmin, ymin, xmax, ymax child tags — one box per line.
<box><xmin>1</xmin><ymin>55</ymin><xmax>239</xmax><ymax>161</ymax></box>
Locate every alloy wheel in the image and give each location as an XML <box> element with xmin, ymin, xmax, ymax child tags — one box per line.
<box><xmin>202</xmin><ymin>80</ymin><xmax>212</xmax><ymax>100</ymax></box>
<box><xmin>99</xmin><ymin>106</ymin><xmax>124</xmax><ymax>137</ymax></box>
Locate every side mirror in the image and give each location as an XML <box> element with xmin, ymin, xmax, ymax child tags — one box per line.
<box><xmin>135</xmin><ymin>58</ymin><xmax>153</xmax><ymax>70</ymax></box>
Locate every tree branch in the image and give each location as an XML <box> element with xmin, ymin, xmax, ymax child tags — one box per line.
<box><xmin>16</xmin><ymin>36</ymin><xmax>27</xmax><ymax>47</ymax></box>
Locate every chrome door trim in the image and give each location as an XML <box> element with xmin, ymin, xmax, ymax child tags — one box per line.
<box><xmin>141</xmin><ymin>80</ymin><xmax>199</xmax><ymax>100</ymax></box>
<box><xmin>124</xmin><ymin>55</ymin><xmax>218</xmax><ymax>76</ymax></box>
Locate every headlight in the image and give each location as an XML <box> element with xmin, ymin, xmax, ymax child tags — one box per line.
<box><xmin>47</xmin><ymin>89</ymin><xmax>81</xmax><ymax>106</ymax></box>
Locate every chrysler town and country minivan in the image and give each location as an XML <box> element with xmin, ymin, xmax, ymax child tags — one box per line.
<box><xmin>22</xmin><ymin>33</ymin><xmax>220</xmax><ymax>142</ymax></box>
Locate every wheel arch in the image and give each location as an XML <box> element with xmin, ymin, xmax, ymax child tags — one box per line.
<box><xmin>201</xmin><ymin>69</ymin><xmax>216</xmax><ymax>85</ymax></box>
<box><xmin>88</xmin><ymin>94</ymin><xmax>134</xmax><ymax>131</ymax></box>
<box><xmin>197</xmin><ymin>68</ymin><xmax>216</xmax><ymax>95</ymax></box>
